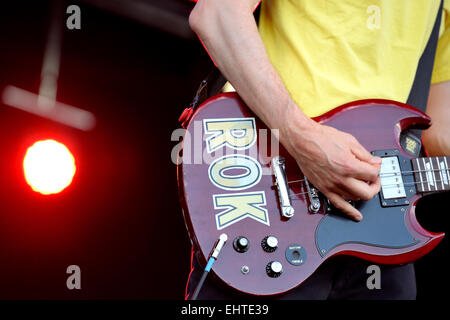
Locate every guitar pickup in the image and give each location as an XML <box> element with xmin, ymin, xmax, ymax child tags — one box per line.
<box><xmin>271</xmin><ymin>156</ymin><xmax>295</xmax><ymax>218</ymax></box>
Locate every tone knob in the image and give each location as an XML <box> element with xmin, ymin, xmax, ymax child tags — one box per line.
<box><xmin>233</xmin><ymin>236</ymin><xmax>249</xmax><ymax>253</ymax></box>
<box><xmin>261</xmin><ymin>235</ymin><xmax>278</xmax><ymax>252</ymax></box>
<box><xmin>266</xmin><ymin>261</ymin><xmax>283</xmax><ymax>278</ymax></box>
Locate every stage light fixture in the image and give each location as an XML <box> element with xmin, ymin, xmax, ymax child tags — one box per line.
<box><xmin>23</xmin><ymin>139</ymin><xmax>76</xmax><ymax>195</ymax></box>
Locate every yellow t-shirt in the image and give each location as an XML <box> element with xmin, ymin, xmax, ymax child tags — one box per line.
<box><xmin>227</xmin><ymin>0</ymin><xmax>450</xmax><ymax>117</ymax></box>
<box><xmin>433</xmin><ymin>0</ymin><xmax>450</xmax><ymax>83</ymax></box>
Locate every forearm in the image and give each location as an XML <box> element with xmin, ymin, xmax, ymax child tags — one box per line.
<box><xmin>189</xmin><ymin>0</ymin><xmax>315</xmax><ymax>145</ymax></box>
<box><xmin>423</xmin><ymin>81</ymin><xmax>450</xmax><ymax>156</ymax></box>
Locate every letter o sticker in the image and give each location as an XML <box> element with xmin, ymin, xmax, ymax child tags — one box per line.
<box><xmin>208</xmin><ymin>155</ymin><xmax>262</xmax><ymax>191</ymax></box>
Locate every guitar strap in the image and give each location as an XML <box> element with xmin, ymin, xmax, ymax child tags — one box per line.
<box><xmin>406</xmin><ymin>0</ymin><xmax>444</xmax><ymax>114</ymax></box>
<box><xmin>402</xmin><ymin>0</ymin><xmax>444</xmax><ymax>156</ymax></box>
<box><xmin>187</xmin><ymin>1</ymin><xmax>443</xmax><ymax>122</ymax></box>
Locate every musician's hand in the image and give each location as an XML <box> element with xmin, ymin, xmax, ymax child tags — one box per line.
<box><xmin>281</xmin><ymin>107</ymin><xmax>382</xmax><ymax>221</ymax></box>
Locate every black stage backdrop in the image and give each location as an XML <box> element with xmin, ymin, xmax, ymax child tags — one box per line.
<box><xmin>0</xmin><ymin>0</ymin><xmax>448</xmax><ymax>300</ymax></box>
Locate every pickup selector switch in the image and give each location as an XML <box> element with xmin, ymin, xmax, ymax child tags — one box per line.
<box><xmin>261</xmin><ymin>235</ymin><xmax>278</xmax><ymax>252</ymax></box>
<box><xmin>266</xmin><ymin>261</ymin><xmax>283</xmax><ymax>278</ymax></box>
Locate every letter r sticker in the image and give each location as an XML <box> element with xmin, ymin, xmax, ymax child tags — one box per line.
<box><xmin>213</xmin><ymin>191</ymin><xmax>269</xmax><ymax>230</ymax></box>
<box><xmin>203</xmin><ymin>118</ymin><xmax>256</xmax><ymax>153</ymax></box>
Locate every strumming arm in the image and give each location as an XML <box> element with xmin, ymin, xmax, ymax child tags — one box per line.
<box><xmin>189</xmin><ymin>0</ymin><xmax>308</xmax><ymax>134</ymax></box>
<box><xmin>189</xmin><ymin>0</ymin><xmax>381</xmax><ymax>221</ymax></box>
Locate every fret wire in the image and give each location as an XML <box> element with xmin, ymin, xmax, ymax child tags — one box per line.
<box><xmin>418</xmin><ymin>158</ymin><xmax>427</xmax><ymax>192</ymax></box>
<box><xmin>430</xmin><ymin>157</ymin><xmax>437</xmax><ymax>191</ymax></box>
<box><xmin>434</xmin><ymin>158</ymin><xmax>440</xmax><ymax>191</ymax></box>
<box><xmin>437</xmin><ymin>157</ymin><xmax>445</xmax><ymax>190</ymax></box>
<box><xmin>445</xmin><ymin>157</ymin><xmax>450</xmax><ymax>187</ymax></box>
<box><xmin>422</xmin><ymin>158</ymin><xmax>430</xmax><ymax>192</ymax></box>
<box><xmin>414</xmin><ymin>158</ymin><xmax>424</xmax><ymax>193</ymax></box>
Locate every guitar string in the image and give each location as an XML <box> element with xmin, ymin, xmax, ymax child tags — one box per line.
<box><xmin>286</xmin><ymin>178</ymin><xmax>449</xmax><ymax>198</ymax></box>
<box><xmin>284</xmin><ymin>167</ymin><xmax>450</xmax><ymax>185</ymax></box>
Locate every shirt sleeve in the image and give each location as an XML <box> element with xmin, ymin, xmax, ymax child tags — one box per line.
<box><xmin>432</xmin><ymin>0</ymin><xmax>450</xmax><ymax>84</ymax></box>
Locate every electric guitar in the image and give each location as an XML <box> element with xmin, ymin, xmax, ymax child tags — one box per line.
<box><xmin>177</xmin><ymin>92</ymin><xmax>448</xmax><ymax>296</ymax></box>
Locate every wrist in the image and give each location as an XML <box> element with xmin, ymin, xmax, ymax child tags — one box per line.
<box><xmin>279</xmin><ymin>101</ymin><xmax>317</xmax><ymax>151</ymax></box>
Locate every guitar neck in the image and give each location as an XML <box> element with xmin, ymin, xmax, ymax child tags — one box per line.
<box><xmin>411</xmin><ymin>156</ymin><xmax>450</xmax><ymax>193</ymax></box>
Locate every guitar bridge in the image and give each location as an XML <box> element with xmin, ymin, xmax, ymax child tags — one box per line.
<box><xmin>271</xmin><ymin>156</ymin><xmax>294</xmax><ymax>218</ymax></box>
<box><xmin>304</xmin><ymin>177</ymin><xmax>321</xmax><ymax>213</ymax></box>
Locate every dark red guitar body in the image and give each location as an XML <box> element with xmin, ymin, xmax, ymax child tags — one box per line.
<box><xmin>177</xmin><ymin>92</ymin><xmax>445</xmax><ymax>296</ymax></box>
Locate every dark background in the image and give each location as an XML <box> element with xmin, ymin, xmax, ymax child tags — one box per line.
<box><xmin>0</xmin><ymin>0</ymin><xmax>447</xmax><ymax>300</ymax></box>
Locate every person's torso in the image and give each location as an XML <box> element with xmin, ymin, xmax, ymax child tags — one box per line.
<box><xmin>258</xmin><ymin>0</ymin><xmax>443</xmax><ymax>117</ymax></box>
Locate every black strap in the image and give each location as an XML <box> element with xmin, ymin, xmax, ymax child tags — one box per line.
<box><xmin>405</xmin><ymin>0</ymin><xmax>443</xmax><ymax>142</ymax></box>
<box><xmin>406</xmin><ymin>0</ymin><xmax>444</xmax><ymax>112</ymax></box>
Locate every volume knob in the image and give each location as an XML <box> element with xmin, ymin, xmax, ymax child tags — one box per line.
<box><xmin>266</xmin><ymin>261</ymin><xmax>283</xmax><ymax>278</ymax></box>
<box><xmin>261</xmin><ymin>235</ymin><xmax>278</xmax><ymax>252</ymax></box>
<box><xmin>233</xmin><ymin>236</ymin><xmax>249</xmax><ymax>253</ymax></box>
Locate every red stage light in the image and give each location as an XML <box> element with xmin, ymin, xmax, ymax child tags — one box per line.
<box><xmin>23</xmin><ymin>139</ymin><xmax>76</xmax><ymax>195</ymax></box>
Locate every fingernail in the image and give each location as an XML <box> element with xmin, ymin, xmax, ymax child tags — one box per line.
<box><xmin>371</xmin><ymin>156</ymin><xmax>382</xmax><ymax>164</ymax></box>
<box><xmin>355</xmin><ymin>214</ymin><xmax>363</xmax><ymax>221</ymax></box>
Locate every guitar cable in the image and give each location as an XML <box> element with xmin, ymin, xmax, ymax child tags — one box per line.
<box><xmin>190</xmin><ymin>233</ymin><xmax>228</xmax><ymax>300</ymax></box>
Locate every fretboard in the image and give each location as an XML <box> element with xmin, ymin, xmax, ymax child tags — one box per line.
<box><xmin>411</xmin><ymin>156</ymin><xmax>450</xmax><ymax>193</ymax></box>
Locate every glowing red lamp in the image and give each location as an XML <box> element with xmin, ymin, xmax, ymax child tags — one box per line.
<box><xmin>23</xmin><ymin>139</ymin><xmax>76</xmax><ymax>195</ymax></box>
